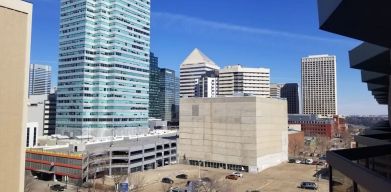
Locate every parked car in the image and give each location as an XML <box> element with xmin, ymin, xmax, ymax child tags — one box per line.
<box><xmin>295</xmin><ymin>159</ymin><xmax>302</xmax><ymax>164</ymax></box>
<box><xmin>305</xmin><ymin>158</ymin><xmax>314</xmax><ymax>164</ymax></box>
<box><xmin>176</xmin><ymin>174</ymin><xmax>188</xmax><ymax>179</ymax></box>
<box><xmin>232</xmin><ymin>172</ymin><xmax>243</xmax><ymax>177</ymax></box>
<box><xmin>161</xmin><ymin>177</ymin><xmax>174</xmax><ymax>184</ymax></box>
<box><xmin>201</xmin><ymin>177</ymin><xmax>212</xmax><ymax>183</ymax></box>
<box><xmin>288</xmin><ymin>159</ymin><xmax>296</xmax><ymax>163</ymax></box>
<box><xmin>50</xmin><ymin>184</ymin><xmax>65</xmax><ymax>191</ymax></box>
<box><xmin>299</xmin><ymin>181</ymin><xmax>318</xmax><ymax>190</ymax></box>
<box><xmin>225</xmin><ymin>174</ymin><xmax>239</xmax><ymax>180</ymax></box>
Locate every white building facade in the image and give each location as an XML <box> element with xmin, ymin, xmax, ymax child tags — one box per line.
<box><xmin>219</xmin><ymin>65</ymin><xmax>270</xmax><ymax>97</ymax></box>
<box><xmin>270</xmin><ymin>83</ymin><xmax>284</xmax><ymax>98</ymax></box>
<box><xmin>180</xmin><ymin>48</ymin><xmax>220</xmax><ymax>98</ymax></box>
<box><xmin>29</xmin><ymin>64</ymin><xmax>51</xmax><ymax>96</ymax></box>
<box><xmin>301</xmin><ymin>55</ymin><xmax>337</xmax><ymax>115</ymax></box>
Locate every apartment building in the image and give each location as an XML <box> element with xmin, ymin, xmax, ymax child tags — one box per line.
<box><xmin>301</xmin><ymin>55</ymin><xmax>337</xmax><ymax>115</ymax></box>
<box><xmin>219</xmin><ymin>65</ymin><xmax>270</xmax><ymax>97</ymax></box>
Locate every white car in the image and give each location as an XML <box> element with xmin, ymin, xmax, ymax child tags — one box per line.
<box><xmin>295</xmin><ymin>160</ymin><xmax>302</xmax><ymax>164</ymax></box>
<box><xmin>305</xmin><ymin>159</ymin><xmax>314</xmax><ymax>164</ymax></box>
<box><xmin>232</xmin><ymin>172</ymin><xmax>243</xmax><ymax>178</ymax></box>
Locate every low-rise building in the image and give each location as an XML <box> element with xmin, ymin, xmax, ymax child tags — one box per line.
<box><xmin>288</xmin><ymin>114</ymin><xmax>334</xmax><ymax>138</ymax></box>
<box><xmin>178</xmin><ymin>96</ymin><xmax>288</xmax><ymax>173</ymax></box>
<box><xmin>25</xmin><ymin>130</ymin><xmax>178</xmax><ymax>184</ymax></box>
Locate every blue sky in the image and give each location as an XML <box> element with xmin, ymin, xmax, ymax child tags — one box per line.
<box><xmin>30</xmin><ymin>0</ymin><xmax>387</xmax><ymax>115</ymax></box>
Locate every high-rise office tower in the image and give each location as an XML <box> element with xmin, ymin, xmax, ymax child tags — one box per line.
<box><xmin>149</xmin><ymin>52</ymin><xmax>160</xmax><ymax>119</ymax></box>
<box><xmin>159</xmin><ymin>68</ymin><xmax>178</xmax><ymax>122</ymax></box>
<box><xmin>281</xmin><ymin>83</ymin><xmax>300</xmax><ymax>114</ymax></box>
<box><xmin>0</xmin><ymin>1</ymin><xmax>32</xmax><ymax>191</ymax></box>
<box><xmin>301</xmin><ymin>55</ymin><xmax>337</xmax><ymax>115</ymax></box>
<box><xmin>195</xmin><ymin>70</ymin><xmax>219</xmax><ymax>98</ymax></box>
<box><xmin>173</xmin><ymin>76</ymin><xmax>180</xmax><ymax>123</ymax></box>
<box><xmin>219</xmin><ymin>65</ymin><xmax>270</xmax><ymax>97</ymax></box>
<box><xmin>57</xmin><ymin>0</ymin><xmax>151</xmax><ymax>137</ymax></box>
<box><xmin>29</xmin><ymin>64</ymin><xmax>51</xmax><ymax>96</ymax></box>
<box><xmin>180</xmin><ymin>48</ymin><xmax>220</xmax><ymax>98</ymax></box>
<box><xmin>270</xmin><ymin>83</ymin><xmax>284</xmax><ymax>98</ymax></box>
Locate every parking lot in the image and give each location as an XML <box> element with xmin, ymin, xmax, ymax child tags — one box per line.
<box><xmin>111</xmin><ymin>163</ymin><xmax>328</xmax><ymax>192</ymax></box>
<box><xmin>30</xmin><ymin>162</ymin><xmax>328</xmax><ymax>191</ymax></box>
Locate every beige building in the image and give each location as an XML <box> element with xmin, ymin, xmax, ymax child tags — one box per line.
<box><xmin>301</xmin><ymin>54</ymin><xmax>337</xmax><ymax>115</ymax></box>
<box><xmin>178</xmin><ymin>96</ymin><xmax>288</xmax><ymax>173</ymax></box>
<box><xmin>180</xmin><ymin>48</ymin><xmax>220</xmax><ymax>98</ymax></box>
<box><xmin>219</xmin><ymin>65</ymin><xmax>270</xmax><ymax>97</ymax></box>
<box><xmin>0</xmin><ymin>1</ymin><xmax>33</xmax><ymax>191</ymax></box>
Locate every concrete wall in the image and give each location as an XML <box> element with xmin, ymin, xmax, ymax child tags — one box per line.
<box><xmin>0</xmin><ymin>1</ymin><xmax>32</xmax><ymax>191</ymax></box>
<box><xmin>178</xmin><ymin>96</ymin><xmax>288</xmax><ymax>173</ymax></box>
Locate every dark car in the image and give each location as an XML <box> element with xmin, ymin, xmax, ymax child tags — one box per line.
<box><xmin>176</xmin><ymin>174</ymin><xmax>188</xmax><ymax>179</ymax></box>
<box><xmin>201</xmin><ymin>177</ymin><xmax>212</xmax><ymax>183</ymax></box>
<box><xmin>299</xmin><ymin>181</ymin><xmax>318</xmax><ymax>190</ymax></box>
<box><xmin>50</xmin><ymin>184</ymin><xmax>65</xmax><ymax>191</ymax></box>
<box><xmin>161</xmin><ymin>177</ymin><xmax>174</xmax><ymax>184</ymax></box>
<box><xmin>225</xmin><ymin>174</ymin><xmax>239</xmax><ymax>180</ymax></box>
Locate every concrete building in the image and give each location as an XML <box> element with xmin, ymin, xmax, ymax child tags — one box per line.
<box><xmin>44</xmin><ymin>92</ymin><xmax>57</xmax><ymax>135</ymax></box>
<box><xmin>301</xmin><ymin>55</ymin><xmax>337</xmax><ymax>115</ymax></box>
<box><xmin>0</xmin><ymin>1</ymin><xmax>32</xmax><ymax>191</ymax></box>
<box><xmin>25</xmin><ymin>131</ymin><xmax>178</xmax><ymax>183</ymax></box>
<box><xmin>280</xmin><ymin>83</ymin><xmax>300</xmax><ymax>114</ymax></box>
<box><xmin>26</xmin><ymin>122</ymin><xmax>39</xmax><ymax>148</ymax></box>
<box><xmin>219</xmin><ymin>65</ymin><xmax>270</xmax><ymax>97</ymax></box>
<box><xmin>178</xmin><ymin>96</ymin><xmax>288</xmax><ymax>173</ymax></box>
<box><xmin>317</xmin><ymin>1</ymin><xmax>391</xmax><ymax>191</ymax></box>
<box><xmin>270</xmin><ymin>83</ymin><xmax>284</xmax><ymax>98</ymax></box>
<box><xmin>149</xmin><ymin>52</ymin><xmax>160</xmax><ymax>119</ymax></box>
<box><xmin>28</xmin><ymin>93</ymin><xmax>57</xmax><ymax>136</ymax></box>
<box><xmin>195</xmin><ymin>70</ymin><xmax>219</xmax><ymax>98</ymax></box>
<box><xmin>180</xmin><ymin>48</ymin><xmax>220</xmax><ymax>98</ymax></box>
<box><xmin>29</xmin><ymin>64</ymin><xmax>51</xmax><ymax>96</ymax></box>
<box><xmin>56</xmin><ymin>0</ymin><xmax>151</xmax><ymax>137</ymax></box>
<box><xmin>148</xmin><ymin>118</ymin><xmax>168</xmax><ymax>130</ymax></box>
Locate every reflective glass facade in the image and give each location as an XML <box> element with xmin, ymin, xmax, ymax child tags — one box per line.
<box><xmin>149</xmin><ymin>52</ymin><xmax>160</xmax><ymax>118</ymax></box>
<box><xmin>56</xmin><ymin>0</ymin><xmax>151</xmax><ymax>137</ymax></box>
<box><xmin>159</xmin><ymin>68</ymin><xmax>179</xmax><ymax>122</ymax></box>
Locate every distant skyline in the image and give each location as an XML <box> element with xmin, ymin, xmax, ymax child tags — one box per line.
<box><xmin>30</xmin><ymin>0</ymin><xmax>387</xmax><ymax>115</ymax></box>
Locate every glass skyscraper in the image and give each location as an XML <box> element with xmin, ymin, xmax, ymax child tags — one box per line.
<box><xmin>57</xmin><ymin>0</ymin><xmax>151</xmax><ymax>137</ymax></box>
<box><xmin>158</xmin><ymin>68</ymin><xmax>178</xmax><ymax>122</ymax></box>
<box><xmin>149</xmin><ymin>52</ymin><xmax>160</xmax><ymax>119</ymax></box>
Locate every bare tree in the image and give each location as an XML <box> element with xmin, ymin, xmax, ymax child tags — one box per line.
<box><xmin>288</xmin><ymin>133</ymin><xmax>304</xmax><ymax>158</ymax></box>
<box><xmin>128</xmin><ymin>173</ymin><xmax>146</xmax><ymax>192</ymax></box>
<box><xmin>160</xmin><ymin>183</ymin><xmax>172</xmax><ymax>192</ymax></box>
<box><xmin>112</xmin><ymin>174</ymin><xmax>127</xmax><ymax>191</ymax></box>
<box><xmin>195</xmin><ymin>176</ymin><xmax>234</xmax><ymax>192</ymax></box>
<box><xmin>24</xmin><ymin>171</ymin><xmax>35</xmax><ymax>192</ymax></box>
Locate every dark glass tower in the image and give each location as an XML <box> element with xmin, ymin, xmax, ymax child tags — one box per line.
<box><xmin>159</xmin><ymin>68</ymin><xmax>177</xmax><ymax>122</ymax></box>
<box><xmin>149</xmin><ymin>52</ymin><xmax>160</xmax><ymax>118</ymax></box>
<box><xmin>281</xmin><ymin>83</ymin><xmax>300</xmax><ymax>114</ymax></box>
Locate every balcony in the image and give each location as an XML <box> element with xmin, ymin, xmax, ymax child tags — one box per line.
<box><xmin>317</xmin><ymin>0</ymin><xmax>391</xmax><ymax>48</ymax></box>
